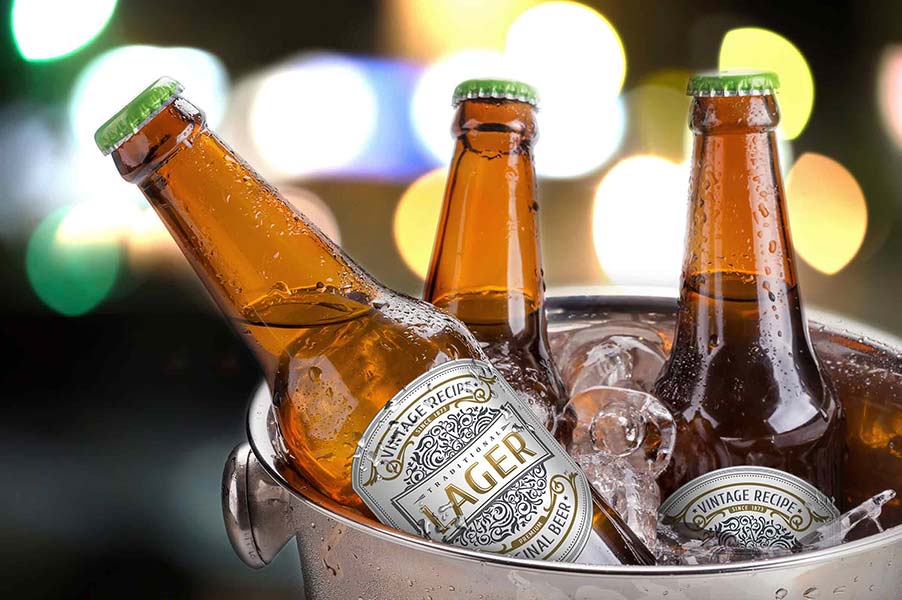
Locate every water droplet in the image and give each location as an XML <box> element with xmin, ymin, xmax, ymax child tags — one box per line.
<box><xmin>803</xmin><ymin>587</ymin><xmax>820</xmax><ymax>599</ymax></box>
<box><xmin>775</xmin><ymin>589</ymin><xmax>788</xmax><ymax>600</ymax></box>
<box><xmin>832</xmin><ymin>586</ymin><xmax>846</xmax><ymax>595</ymax></box>
<box><xmin>769</xmin><ymin>240</ymin><xmax>778</xmax><ymax>253</ymax></box>
<box><xmin>758</xmin><ymin>203</ymin><xmax>770</xmax><ymax>218</ymax></box>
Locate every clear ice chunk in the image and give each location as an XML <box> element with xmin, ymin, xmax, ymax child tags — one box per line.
<box><xmin>553</xmin><ymin>321</ymin><xmax>668</xmax><ymax>396</ymax></box>
<box><xmin>557</xmin><ymin>386</ymin><xmax>676</xmax><ymax>548</ymax></box>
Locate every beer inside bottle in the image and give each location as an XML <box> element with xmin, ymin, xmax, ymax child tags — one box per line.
<box><xmin>424</xmin><ymin>79</ymin><xmax>567</xmax><ymax>430</ymax></box>
<box><xmin>655</xmin><ymin>71</ymin><xmax>844</xmax><ymax>547</ymax></box>
<box><xmin>95</xmin><ymin>78</ymin><xmax>653</xmax><ymax>565</ymax></box>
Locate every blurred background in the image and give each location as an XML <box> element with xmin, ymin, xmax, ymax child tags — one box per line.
<box><xmin>1</xmin><ymin>0</ymin><xmax>899</xmax><ymax>597</ymax></box>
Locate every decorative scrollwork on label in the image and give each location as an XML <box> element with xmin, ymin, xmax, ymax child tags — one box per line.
<box><xmin>404</xmin><ymin>406</ymin><xmax>500</xmax><ymax>486</ymax></box>
<box><xmin>455</xmin><ymin>464</ymin><xmax>548</xmax><ymax>548</ymax></box>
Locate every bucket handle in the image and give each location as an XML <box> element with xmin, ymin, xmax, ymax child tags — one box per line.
<box><xmin>222</xmin><ymin>443</ymin><xmax>295</xmax><ymax>569</ymax></box>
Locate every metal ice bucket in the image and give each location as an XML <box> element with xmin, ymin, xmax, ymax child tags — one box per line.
<box><xmin>222</xmin><ymin>293</ymin><xmax>902</xmax><ymax>599</ymax></box>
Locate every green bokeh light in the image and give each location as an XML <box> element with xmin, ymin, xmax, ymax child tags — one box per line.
<box><xmin>26</xmin><ymin>206</ymin><xmax>121</xmax><ymax>316</ymax></box>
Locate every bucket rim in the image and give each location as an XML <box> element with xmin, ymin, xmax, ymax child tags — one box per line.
<box><xmin>247</xmin><ymin>291</ymin><xmax>902</xmax><ymax>576</ymax></box>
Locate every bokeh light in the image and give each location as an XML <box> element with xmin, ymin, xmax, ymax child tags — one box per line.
<box><xmin>250</xmin><ymin>55</ymin><xmax>378</xmax><ymax>178</ymax></box>
<box><xmin>384</xmin><ymin>0</ymin><xmax>539</xmax><ymax>60</ymax></box>
<box><xmin>393</xmin><ymin>167</ymin><xmax>447</xmax><ymax>279</ymax></box>
<box><xmin>64</xmin><ymin>44</ymin><xmax>229</xmax><ymax>238</ymax></box>
<box><xmin>26</xmin><ymin>206</ymin><xmax>121</xmax><ymax>316</ymax></box>
<box><xmin>506</xmin><ymin>1</ymin><xmax>627</xmax><ymax>177</ymax></box>
<box><xmin>785</xmin><ymin>152</ymin><xmax>867</xmax><ymax>275</ymax></box>
<box><xmin>878</xmin><ymin>45</ymin><xmax>902</xmax><ymax>149</ymax></box>
<box><xmin>719</xmin><ymin>27</ymin><xmax>814</xmax><ymax>140</ymax></box>
<box><xmin>593</xmin><ymin>155</ymin><xmax>686</xmax><ymax>286</ymax></box>
<box><xmin>125</xmin><ymin>207</ymin><xmax>183</xmax><ymax>271</ymax></box>
<box><xmin>625</xmin><ymin>83</ymin><xmax>691</xmax><ymax>163</ymax></box>
<box><xmin>12</xmin><ymin>0</ymin><xmax>116</xmax><ymax>61</ymax></box>
<box><xmin>69</xmin><ymin>45</ymin><xmax>229</xmax><ymax>149</ymax></box>
<box><xmin>410</xmin><ymin>50</ymin><xmax>511</xmax><ymax>165</ymax></box>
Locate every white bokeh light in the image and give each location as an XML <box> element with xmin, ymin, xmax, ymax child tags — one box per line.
<box><xmin>593</xmin><ymin>155</ymin><xmax>687</xmax><ymax>286</ymax></box>
<box><xmin>66</xmin><ymin>45</ymin><xmax>229</xmax><ymax>209</ymax></box>
<box><xmin>69</xmin><ymin>45</ymin><xmax>229</xmax><ymax>148</ymax></box>
<box><xmin>249</xmin><ymin>55</ymin><xmax>378</xmax><ymax>178</ymax></box>
<box><xmin>505</xmin><ymin>1</ymin><xmax>628</xmax><ymax>178</ymax></box>
<box><xmin>12</xmin><ymin>0</ymin><xmax>117</xmax><ymax>61</ymax></box>
<box><xmin>410</xmin><ymin>49</ymin><xmax>511</xmax><ymax>165</ymax></box>
<box><xmin>536</xmin><ymin>94</ymin><xmax>625</xmax><ymax>179</ymax></box>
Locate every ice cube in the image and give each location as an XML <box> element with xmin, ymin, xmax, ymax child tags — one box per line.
<box><xmin>553</xmin><ymin>321</ymin><xmax>667</xmax><ymax>396</ymax></box>
<box><xmin>557</xmin><ymin>386</ymin><xmax>676</xmax><ymax>548</ymax></box>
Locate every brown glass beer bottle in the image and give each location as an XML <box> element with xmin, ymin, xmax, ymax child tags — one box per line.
<box><xmin>424</xmin><ymin>79</ymin><xmax>567</xmax><ymax>431</ymax></box>
<box><xmin>96</xmin><ymin>78</ymin><xmax>653</xmax><ymax>565</ymax></box>
<box><xmin>655</xmin><ymin>72</ymin><xmax>844</xmax><ymax>548</ymax></box>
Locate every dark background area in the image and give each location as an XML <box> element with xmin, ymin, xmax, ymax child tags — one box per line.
<box><xmin>1</xmin><ymin>1</ymin><xmax>899</xmax><ymax>598</ymax></box>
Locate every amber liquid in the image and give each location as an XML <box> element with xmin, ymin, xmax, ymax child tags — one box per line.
<box><xmin>425</xmin><ymin>98</ymin><xmax>566</xmax><ymax>429</ymax></box>
<box><xmin>656</xmin><ymin>271</ymin><xmax>843</xmax><ymax>499</ymax></box>
<box><xmin>431</xmin><ymin>289</ymin><xmax>565</xmax><ymax>428</ymax></box>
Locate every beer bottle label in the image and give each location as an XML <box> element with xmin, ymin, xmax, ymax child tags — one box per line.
<box><xmin>352</xmin><ymin>358</ymin><xmax>593</xmax><ymax>562</ymax></box>
<box><xmin>659</xmin><ymin>466</ymin><xmax>840</xmax><ymax>548</ymax></box>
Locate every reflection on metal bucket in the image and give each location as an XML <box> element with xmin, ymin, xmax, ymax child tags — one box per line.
<box><xmin>223</xmin><ymin>294</ymin><xmax>902</xmax><ymax>599</ymax></box>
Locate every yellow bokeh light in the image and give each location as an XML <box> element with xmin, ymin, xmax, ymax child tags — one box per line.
<box><xmin>625</xmin><ymin>84</ymin><xmax>691</xmax><ymax>163</ymax></box>
<box><xmin>719</xmin><ymin>27</ymin><xmax>814</xmax><ymax>140</ymax></box>
<box><xmin>593</xmin><ymin>155</ymin><xmax>687</xmax><ymax>287</ymax></box>
<box><xmin>785</xmin><ymin>153</ymin><xmax>867</xmax><ymax>275</ymax></box>
<box><xmin>393</xmin><ymin>168</ymin><xmax>448</xmax><ymax>279</ymax></box>
<box><xmin>383</xmin><ymin>0</ymin><xmax>540</xmax><ymax>60</ymax></box>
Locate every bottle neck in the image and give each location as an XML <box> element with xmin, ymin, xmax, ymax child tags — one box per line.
<box><xmin>112</xmin><ymin>99</ymin><xmax>376</xmax><ymax>369</ymax></box>
<box><xmin>676</xmin><ymin>94</ymin><xmax>806</xmax><ymax>354</ymax></box>
<box><xmin>423</xmin><ymin>99</ymin><xmax>544</xmax><ymax>336</ymax></box>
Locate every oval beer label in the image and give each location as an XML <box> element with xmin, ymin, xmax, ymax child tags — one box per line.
<box><xmin>659</xmin><ymin>466</ymin><xmax>840</xmax><ymax>549</ymax></box>
<box><xmin>351</xmin><ymin>359</ymin><xmax>593</xmax><ymax>562</ymax></box>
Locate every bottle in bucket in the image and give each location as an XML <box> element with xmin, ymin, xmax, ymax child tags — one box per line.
<box><xmin>655</xmin><ymin>71</ymin><xmax>844</xmax><ymax>548</ymax></box>
<box><xmin>424</xmin><ymin>79</ymin><xmax>567</xmax><ymax>431</ymax></box>
<box><xmin>95</xmin><ymin>78</ymin><xmax>654</xmax><ymax>565</ymax></box>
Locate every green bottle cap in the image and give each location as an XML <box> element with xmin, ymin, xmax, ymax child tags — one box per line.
<box><xmin>687</xmin><ymin>70</ymin><xmax>780</xmax><ymax>97</ymax></box>
<box><xmin>452</xmin><ymin>78</ymin><xmax>539</xmax><ymax>107</ymax></box>
<box><xmin>94</xmin><ymin>76</ymin><xmax>184</xmax><ymax>155</ymax></box>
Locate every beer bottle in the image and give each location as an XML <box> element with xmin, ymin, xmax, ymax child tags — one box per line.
<box><xmin>655</xmin><ymin>72</ymin><xmax>844</xmax><ymax>547</ymax></box>
<box><xmin>96</xmin><ymin>78</ymin><xmax>653</xmax><ymax>565</ymax></box>
<box><xmin>424</xmin><ymin>79</ymin><xmax>567</xmax><ymax>431</ymax></box>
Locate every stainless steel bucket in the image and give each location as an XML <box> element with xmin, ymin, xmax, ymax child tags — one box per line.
<box><xmin>222</xmin><ymin>294</ymin><xmax>902</xmax><ymax>599</ymax></box>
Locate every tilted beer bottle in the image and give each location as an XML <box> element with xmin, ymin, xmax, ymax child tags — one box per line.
<box><xmin>96</xmin><ymin>78</ymin><xmax>653</xmax><ymax>565</ymax></box>
<box><xmin>656</xmin><ymin>72</ymin><xmax>844</xmax><ymax>547</ymax></box>
<box><xmin>424</xmin><ymin>79</ymin><xmax>567</xmax><ymax>431</ymax></box>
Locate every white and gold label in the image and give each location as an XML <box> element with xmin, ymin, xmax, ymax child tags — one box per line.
<box><xmin>659</xmin><ymin>466</ymin><xmax>839</xmax><ymax>549</ymax></box>
<box><xmin>351</xmin><ymin>359</ymin><xmax>593</xmax><ymax>562</ymax></box>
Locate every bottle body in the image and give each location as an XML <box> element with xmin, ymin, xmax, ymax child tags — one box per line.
<box><xmin>424</xmin><ymin>96</ymin><xmax>566</xmax><ymax>430</ymax></box>
<box><xmin>105</xmin><ymin>84</ymin><xmax>652</xmax><ymax>565</ymax></box>
<box><xmin>655</xmin><ymin>86</ymin><xmax>844</xmax><ymax>545</ymax></box>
